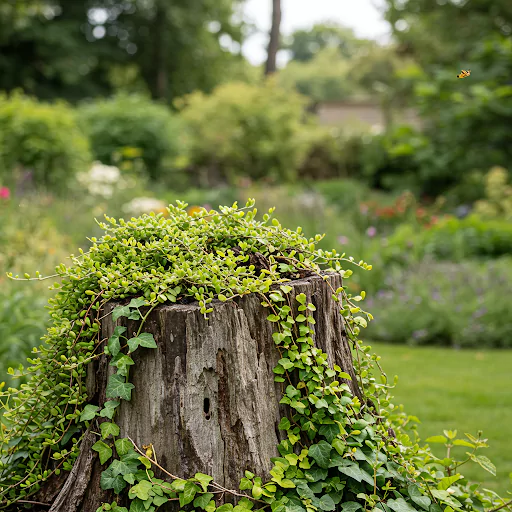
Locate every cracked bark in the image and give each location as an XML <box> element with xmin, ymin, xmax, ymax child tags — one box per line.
<box><xmin>37</xmin><ymin>273</ymin><xmax>359</xmax><ymax>511</ymax></box>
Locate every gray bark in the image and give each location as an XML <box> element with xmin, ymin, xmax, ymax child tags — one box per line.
<box><xmin>39</xmin><ymin>273</ymin><xmax>359</xmax><ymax>511</ymax></box>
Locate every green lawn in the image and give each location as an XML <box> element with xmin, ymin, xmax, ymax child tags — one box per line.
<box><xmin>370</xmin><ymin>343</ymin><xmax>512</xmax><ymax>495</ymax></box>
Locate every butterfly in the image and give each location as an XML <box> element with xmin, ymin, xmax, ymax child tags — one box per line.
<box><xmin>457</xmin><ymin>69</ymin><xmax>471</xmax><ymax>79</ymax></box>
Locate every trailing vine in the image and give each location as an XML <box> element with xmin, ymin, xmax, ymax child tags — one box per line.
<box><xmin>0</xmin><ymin>200</ymin><xmax>510</xmax><ymax>512</ymax></box>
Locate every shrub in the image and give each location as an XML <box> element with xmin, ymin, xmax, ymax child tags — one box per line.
<box><xmin>78</xmin><ymin>94</ymin><xmax>183</xmax><ymax>182</ymax></box>
<box><xmin>385</xmin><ymin>214</ymin><xmax>512</xmax><ymax>263</ymax></box>
<box><xmin>0</xmin><ymin>92</ymin><xmax>91</xmax><ymax>192</ymax></box>
<box><xmin>366</xmin><ymin>258</ymin><xmax>512</xmax><ymax>348</ymax></box>
<box><xmin>474</xmin><ymin>166</ymin><xmax>512</xmax><ymax>220</ymax></box>
<box><xmin>0</xmin><ymin>283</ymin><xmax>49</xmax><ymax>387</ymax></box>
<box><xmin>176</xmin><ymin>80</ymin><xmax>314</xmax><ymax>186</ymax></box>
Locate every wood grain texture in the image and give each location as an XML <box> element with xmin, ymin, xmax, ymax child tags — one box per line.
<box><xmin>40</xmin><ymin>273</ymin><xmax>359</xmax><ymax>511</ymax></box>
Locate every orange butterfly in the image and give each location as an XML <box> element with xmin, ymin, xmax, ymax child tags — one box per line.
<box><xmin>457</xmin><ymin>69</ymin><xmax>471</xmax><ymax>79</ymax></box>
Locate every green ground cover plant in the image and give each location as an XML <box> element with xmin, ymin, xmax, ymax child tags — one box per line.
<box><xmin>1</xmin><ymin>201</ymin><xmax>509</xmax><ymax>512</ymax></box>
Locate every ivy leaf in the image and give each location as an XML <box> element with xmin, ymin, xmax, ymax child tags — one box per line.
<box><xmin>469</xmin><ymin>454</ymin><xmax>496</xmax><ymax>476</ymax></box>
<box><xmin>100</xmin><ymin>467</ymin><xmax>127</xmax><ymax>494</ymax></box>
<box><xmin>195</xmin><ymin>472</ymin><xmax>214</xmax><ymax>492</ymax></box>
<box><xmin>129</xmin><ymin>479</ymin><xmax>153</xmax><ymax>501</ymax></box>
<box><xmin>112</xmin><ymin>306</ymin><xmax>131</xmax><ymax>322</ymax></box>
<box><xmin>386</xmin><ymin>498</ymin><xmax>419</xmax><ymax>512</ymax></box>
<box><xmin>217</xmin><ymin>505</ymin><xmax>234</xmax><ymax>512</ymax></box>
<box><xmin>112</xmin><ymin>355</ymin><xmax>135</xmax><ymax>377</ymax></box>
<box><xmin>317</xmin><ymin>495</ymin><xmax>336</xmax><ymax>511</ymax></box>
<box><xmin>338</xmin><ymin>462</ymin><xmax>363</xmax><ymax>482</ymax></box>
<box><xmin>332</xmin><ymin>438</ymin><xmax>346</xmax><ymax>456</ymax></box>
<box><xmin>194</xmin><ymin>492</ymin><xmax>214</xmax><ymax>509</ymax></box>
<box><xmin>319</xmin><ymin>424</ymin><xmax>339</xmax><ymax>443</ymax></box>
<box><xmin>110</xmin><ymin>458</ymin><xmax>139</xmax><ymax>476</ymax></box>
<box><xmin>92</xmin><ymin>440</ymin><xmax>112</xmax><ymax>465</ymax></box>
<box><xmin>108</xmin><ymin>333</ymin><xmax>121</xmax><ymax>358</ymax></box>
<box><xmin>128</xmin><ymin>499</ymin><xmax>146</xmax><ymax>512</ymax></box>
<box><xmin>138</xmin><ymin>456</ymin><xmax>151</xmax><ymax>469</ymax></box>
<box><xmin>180</xmin><ymin>482</ymin><xmax>201</xmax><ymax>507</ymax></box>
<box><xmin>278</xmin><ymin>417</ymin><xmax>291</xmax><ymax>430</ymax></box>
<box><xmin>80</xmin><ymin>404</ymin><xmax>99</xmax><ymax>422</ymax></box>
<box><xmin>408</xmin><ymin>485</ymin><xmax>431</xmax><ymax>511</ymax></box>
<box><xmin>305</xmin><ymin>467</ymin><xmax>328</xmax><ymax>482</ymax></box>
<box><xmin>106</xmin><ymin>373</ymin><xmax>135</xmax><ymax>401</ymax></box>
<box><xmin>100</xmin><ymin>400</ymin><xmax>120</xmax><ymax>419</ymax></box>
<box><xmin>341</xmin><ymin>502</ymin><xmax>362</xmax><ymax>512</ymax></box>
<box><xmin>129</xmin><ymin>298</ymin><xmax>147</xmax><ymax>308</ymax></box>
<box><xmin>124</xmin><ymin>473</ymin><xmax>136</xmax><ymax>485</ymax></box>
<box><xmin>127</xmin><ymin>333</ymin><xmax>157</xmax><ymax>353</ymax></box>
<box><xmin>309</xmin><ymin>441</ymin><xmax>332</xmax><ymax>469</ymax></box>
<box><xmin>153</xmin><ymin>495</ymin><xmax>169</xmax><ymax>507</ymax></box>
<box><xmin>100</xmin><ymin>422</ymin><xmax>120</xmax><ymax>439</ymax></box>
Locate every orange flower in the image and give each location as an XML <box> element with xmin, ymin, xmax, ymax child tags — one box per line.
<box><xmin>187</xmin><ymin>205</ymin><xmax>203</xmax><ymax>217</ymax></box>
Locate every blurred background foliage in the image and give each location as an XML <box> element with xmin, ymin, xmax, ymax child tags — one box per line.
<box><xmin>0</xmin><ymin>0</ymin><xmax>511</xmax><ymax>493</ymax></box>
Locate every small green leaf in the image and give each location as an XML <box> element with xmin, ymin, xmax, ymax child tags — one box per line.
<box><xmin>425</xmin><ymin>435</ymin><xmax>448</xmax><ymax>444</ymax></box>
<box><xmin>114</xmin><ymin>438</ymin><xmax>132</xmax><ymax>456</ymax></box>
<box><xmin>80</xmin><ymin>404</ymin><xmax>99</xmax><ymax>422</ymax></box>
<box><xmin>100</xmin><ymin>400</ymin><xmax>121</xmax><ymax>419</ymax></box>
<box><xmin>309</xmin><ymin>441</ymin><xmax>332</xmax><ymax>469</ymax></box>
<box><xmin>194</xmin><ymin>492</ymin><xmax>214</xmax><ymax>509</ymax></box>
<box><xmin>100</xmin><ymin>422</ymin><xmax>120</xmax><ymax>439</ymax></box>
<box><xmin>195</xmin><ymin>472</ymin><xmax>214</xmax><ymax>492</ymax></box>
<box><xmin>408</xmin><ymin>484</ymin><xmax>431</xmax><ymax>511</ymax></box>
<box><xmin>92</xmin><ymin>441</ymin><xmax>113</xmax><ymax>465</ymax></box>
<box><xmin>138</xmin><ymin>456</ymin><xmax>151</xmax><ymax>469</ymax></box>
<box><xmin>106</xmin><ymin>374</ymin><xmax>135</xmax><ymax>401</ymax></box>
<box><xmin>469</xmin><ymin>454</ymin><xmax>496</xmax><ymax>476</ymax></box>
<box><xmin>112</xmin><ymin>306</ymin><xmax>131</xmax><ymax>322</ymax></box>
<box><xmin>129</xmin><ymin>480</ymin><xmax>153</xmax><ymax>501</ymax></box>
<box><xmin>438</xmin><ymin>475</ymin><xmax>462</xmax><ymax>490</ymax></box>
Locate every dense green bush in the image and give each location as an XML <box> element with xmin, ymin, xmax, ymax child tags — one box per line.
<box><xmin>78</xmin><ymin>94</ymin><xmax>183</xmax><ymax>182</ymax></box>
<box><xmin>0</xmin><ymin>92</ymin><xmax>91</xmax><ymax>192</ymax></box>
<box><xmin>0</xmin><ymin>283</ymin><xmax>49</xmax><ymax>387</ymax></box>
<box><xmin>176</xmin><ymin>80</ymin><xmax>314</xmax><ymax>186</ymax></box>
<box><xmin>366</xmin><ymin>258</ymin><xmax>512</xmax><ymax>348</ymax></box>
<box><xmin>385</xmin><ymin>215</ymin><xmax>512</xmax><ymax>263</ymax></box>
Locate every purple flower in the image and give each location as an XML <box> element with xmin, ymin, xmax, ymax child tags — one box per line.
<box><xmin>366</xmin><ymin>226</ymin><xmax>377</xmax><ymax>238</ymax></box>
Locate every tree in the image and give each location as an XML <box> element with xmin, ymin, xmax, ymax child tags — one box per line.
<box><xmin>0</xmin><ymin>0</ymin><xmax>245</xmax><ymax>102</ymax></box>
<box><xmin>265</xmin><ymin>0</ymin><xmax>282</xmax><ymax>75</ymax></box>
<box><xmin>283</xmin><ymin>23</ymin><xmax>373</xmax><ymax>63</ymax></box>
<box><xmin>384</xmin><ymin>0</ymin><xmax>512</xmax><ymax>69</ymax></box>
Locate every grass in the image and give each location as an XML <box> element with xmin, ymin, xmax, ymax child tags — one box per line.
<box><xmin>371</xmin><ymin>343</ymin><xmax>512</xmax><ymax>495</ymax></box>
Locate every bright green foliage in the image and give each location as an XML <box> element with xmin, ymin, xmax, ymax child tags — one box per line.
<box><xmin>78</xmin><ymin>94</ymin><xmax>183</xmax><ymax>182</ymax></box>
<box><xmin>0</xmin><ymin>92</ymin><xmax>91</xmax><ymax>192</ymax></box>
<box><xmin>474</xmin><ymin>167</ymin><xmax>512</xmax><ymax>221</ymax></box>
<box><xmin>386</xmin><ymin>215</ymin><xmax>512</xmax><ymax>262</ymax></box>
<box><xmin>176</xmin><ymin>81</ymin><xmax>316</xmax><ymax>186</ymax></box>
<box><xmin>0</xmin><ymin>200</ymin><xmax>509</xmax><ymax>511</ymax></box>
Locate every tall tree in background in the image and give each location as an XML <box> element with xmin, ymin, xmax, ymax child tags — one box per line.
<box><xmin>0</xmin><ymin>0</ymin><xmax>244</xmax><ymax>103</ymax></box>
<box><xmin>265</xmin><ymin>0</ymin><xmax>281</xmax><ymax>75</ymax></box>
<box><xmin>283</xmin><ymin>23</ymin><xmax>373</xmax><ymax>62</ymax></box>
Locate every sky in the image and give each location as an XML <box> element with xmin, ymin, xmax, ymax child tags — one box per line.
<box><xmin>241</xmin><ymin>0</ymin><xmax>391</xmax><ymax>66</ymax></box>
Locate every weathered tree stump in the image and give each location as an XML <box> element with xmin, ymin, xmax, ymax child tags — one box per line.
<box><xmin>42</xmin><ymin>273</ymin><xmax>360</xmax><ymax>511</ymax></box>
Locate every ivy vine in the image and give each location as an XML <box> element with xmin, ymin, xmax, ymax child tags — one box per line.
<box><xmin>0</xmin><ymin>200</ymin><xmax>510</xmax><ymax>512</ymax></box>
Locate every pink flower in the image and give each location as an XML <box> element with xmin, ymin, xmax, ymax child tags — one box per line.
<box><xmin>337</xmin><ymin>235</ymin><xmax>349</xmax><ymax>245</ymax></box>
<box><xmin>0</xmin><ymin>187</ymin><xmax>10</xmax><ymax>199</ymax></box>
<box><xmin>366</xmin><ymin>226</ymin><xmax>377</xmax><ymax>237</ymax></box>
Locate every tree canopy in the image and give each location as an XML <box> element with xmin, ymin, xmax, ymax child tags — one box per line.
<box><xmin>0</xmin><ymin>0</ymin><xmax>244</xmax><ymax>102</ymax></box>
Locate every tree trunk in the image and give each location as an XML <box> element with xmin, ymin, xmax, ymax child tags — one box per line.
<box><xmin>37</xmin><ymin>273</ymin><xmax>360</xmax><ymax>511</ymax></box>
<box><xmin>265</xmin><ymin>0</ymin><xmax>282</xmax><ymax>75</ymax></box>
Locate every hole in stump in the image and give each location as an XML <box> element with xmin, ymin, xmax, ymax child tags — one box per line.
<box><xmin>204</xmin><ymin>397</ymin><xmax>211</xmax><ymax>420</ymax></box>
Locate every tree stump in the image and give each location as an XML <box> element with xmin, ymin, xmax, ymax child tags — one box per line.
<box><xmin>41</xmin><ymin>273</ymin><xmax>360</xmax><ymax>511</ymax></box>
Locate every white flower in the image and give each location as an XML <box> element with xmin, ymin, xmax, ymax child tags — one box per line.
<box><xmin>77</xmin><ymin>161</ymin><xmax>124</xmax><ymax>198</ymax></box>
<box><xmin>123</xmin><ymin>197</ymin><xmax>166</xmax><ymax>217</ymax></box>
